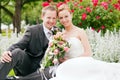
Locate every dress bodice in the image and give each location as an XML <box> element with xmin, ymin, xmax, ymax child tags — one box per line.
<box><xmin>65</xmin><ymin>37</ymin><xmax>84</xmax><ymax>59</ymax></box>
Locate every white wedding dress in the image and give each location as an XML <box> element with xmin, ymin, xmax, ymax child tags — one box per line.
<box><xmin>50</xmin><ymin>37</ymin><xmax>120</xmax><ymax>80</ymax></box>
<box><xmin>64</xmin><ymin>37</ymin><xmax>84</xmax><ymax>59</ymax></box>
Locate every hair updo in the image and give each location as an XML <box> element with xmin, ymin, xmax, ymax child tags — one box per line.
<box><xmin>57</xmin><ymin>4</ymin><xmax>72</xmax><ymax>14</ymax></box>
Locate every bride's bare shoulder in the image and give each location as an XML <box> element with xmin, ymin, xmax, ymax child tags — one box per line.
<box><xmin>75</xmin><ymin>26</ymin><xmax>85</xmax><ymax>33</ymax></box>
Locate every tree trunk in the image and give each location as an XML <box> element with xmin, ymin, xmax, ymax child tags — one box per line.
<box><xmin>13</xmin><ymin>0</ymin><xmax>22</xmax><ymax>35</ymax></box>
<box><xmin>0</xmin><ymin>1</ymin><xmax>2</xmax><ymax>33</ymax></box>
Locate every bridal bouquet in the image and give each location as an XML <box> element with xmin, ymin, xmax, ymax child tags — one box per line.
<box><xmin>41</xmin><ymin>35</ymin><xmax>70</xmax><ymax>69</ymax></box>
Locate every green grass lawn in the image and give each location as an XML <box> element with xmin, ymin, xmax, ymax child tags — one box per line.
<box><xmin>8</xmin><ymin>69</ymin><xmax>15</xmax><ymax>76</ymax></box>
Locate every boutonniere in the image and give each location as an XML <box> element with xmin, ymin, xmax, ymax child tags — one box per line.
<box><xmin>51</xmin><ymin>27</ymin><xmax>61</xmax><ymax>35</ymax></box>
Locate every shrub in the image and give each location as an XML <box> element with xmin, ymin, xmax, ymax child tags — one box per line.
<box><xmin>56</xmin><ymin>0</ymin><xmax>120</xmax><ymax>33</ymax></box>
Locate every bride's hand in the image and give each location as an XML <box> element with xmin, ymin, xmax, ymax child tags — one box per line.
<box><xmin>59</xmin><ymin>57</ymin><xmax>68</xmax><ymax>63</ymax></box>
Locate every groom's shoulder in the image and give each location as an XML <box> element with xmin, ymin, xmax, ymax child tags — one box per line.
<box><xmin>26</xmin><ymin>24</ymin><xmax>42</xmax><ymax>30</ymax></box>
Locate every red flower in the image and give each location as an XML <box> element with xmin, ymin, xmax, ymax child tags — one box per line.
<box><xmin>71</xmin><ymin>9</ymin><xmax>74</xmax><ymax>13</ymax></box>
<box><xmin>80</xmin><ymin>0</ymin><xmax>82</xmax><ymax>2</ymax></box>
<box><xmin>42</xmin><ymin>1</ymin><xmax>50</xmax><ymax>7</ymax></box>
<box><xmin>86</xmin><ymin>7</ymin><xmax>92</xmax><ymax>13</ymax></box>
<box><xmin>92</xmin><ymin>0</ymin><xmax>98</xmax><ymax>6</ymax></box>
<box><xmin>82</xmin><ymin>13</ymin><xmax>87</xmax><ymax>20</ymax></box>
<box><xmin>56</xmin><ymin>2</ymin><xmax>65</xmax><ymax>8</ymax></box>
<box><xmin>96</xmin><ymin>16</ymin><xmax>100</xmax><ymax>20</ymax></box>
<box><xmin>109</xmin><ymin>9</ymin><xmax>113</xmax><ymax>12</ymax></box>
<box><xmin>79</xmin><ymin>6</ymin><xmax>84</xmax><ymax>9</ymax></box>
<box><xmin>97</xmin><ymin>29</ymin><xmax>101</xmax><ymax>32</ymax></box>
<box><xmin>64</xmin><ymin>0</ymin><xmax>70</xmax><ymax>3</ymax></box>
<box><xmin>114</xmin><ymin>3</ymin><xmax>120</xmax><ymax>11</ymax></box>
<box><xmin>118</xmin><ymin>0</ymin><xmax>120</xmax><ymax>4</ymax></box>
<box><xmin>101</xmin><ymin>25</ymin><xmax>105</xmax><ymax>29</ymax></box>
<box><xmin>74</xmin><ymin>2</ymin><xmax>79</xmax><ymax>7</ymax></box>
<box><xmin>79</xmin><ymin>22</ymin><xmax>82</xmax><ymax>26</ymax></box>
<box><xmin>101</xmin><ymin>2</ymin><xmax>108</xmax><ymax>10</ymax></box>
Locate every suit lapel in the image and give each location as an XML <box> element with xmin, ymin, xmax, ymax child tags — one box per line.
<box><xmin>38</xmin><ymin>24</ymin><xmax>49</xmax><ymax>51</ymax></box>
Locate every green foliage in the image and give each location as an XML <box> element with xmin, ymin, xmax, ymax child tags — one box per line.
<box><xmin>1</xmin><ymin>29</ymin><xmax>12</xmax><ymax>37</ymax></box>
<box><xmin>22</xmin><ymin>1</ymin><xmax>43</xmax><ymax>25</ymax></box>
<box><xmin>1</xmin><ymin>1</ymin><xmax>14</xmax><ymax>25</ymax></box>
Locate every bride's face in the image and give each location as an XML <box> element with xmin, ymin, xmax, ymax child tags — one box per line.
<box><xmin>58</xmin><ymin>10</ymin><xmax>72</xmax><ymax>27</ymax></box>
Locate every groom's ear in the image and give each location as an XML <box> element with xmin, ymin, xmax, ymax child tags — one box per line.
<box><xmin>41</xmin><ymin>14</ymin><xmax>43</xmax><ymax>20</ymax></box>
<box><xmin>41</xmin><ymin>13</ymin><xmax>45</xmax><ymax>20</ymax></box>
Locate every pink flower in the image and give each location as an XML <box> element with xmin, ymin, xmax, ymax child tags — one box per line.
<box><xmin>54</xmin><ymin>49</ymin><xmax>59</xmax><ymax>55</ymax></box>
<box><xmin>82</xmin><ymin>13</ymin><xmax>87</xmax><ymax>20</ymax></box>
<box><xmin>64</xmin><ymin>47</ymin><xmax>69</xmax><ymax>52</ymax></box>
<box><xmin>42</xmin><ymin>1</ymin><xmax>50</xmax><ymax>7</ymax></box>
<box><xmin>49</xmin><ymin>42</ymin><xmax>53</xmax><ymax>47</ymax></box>
<box><xmin>58</xmin><ymin>41</ymin><xmax>64</xmax><ymax>45</ymax></box>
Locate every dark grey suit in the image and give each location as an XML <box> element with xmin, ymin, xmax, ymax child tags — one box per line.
<box><xmin>0</xmin><ymin>24</ymin><xmax>58</xmax><ymax>80</ymax></box>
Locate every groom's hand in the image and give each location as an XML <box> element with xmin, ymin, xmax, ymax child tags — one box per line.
<box><xmin>0</xmin><ymin>51</ymin><xmax>12</xmax><ymax>63</ymax></box>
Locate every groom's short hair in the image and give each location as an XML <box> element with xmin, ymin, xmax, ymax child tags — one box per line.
<box><xmin>41</xmin><ymin>5</ymin><xmax>57</xmax><ymax>16</ymax></box>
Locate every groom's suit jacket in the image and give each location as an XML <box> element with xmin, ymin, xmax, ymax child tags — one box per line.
<box><xmin>7</xmin><ymin>24</ymin><xmax>57</xmax><ymax>60</ymax></box>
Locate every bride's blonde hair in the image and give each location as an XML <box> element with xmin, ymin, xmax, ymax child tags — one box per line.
<box><xmin>57</xmin><ymin>4</ymin><xmax>72</xmax><ymax>14</ymax></box>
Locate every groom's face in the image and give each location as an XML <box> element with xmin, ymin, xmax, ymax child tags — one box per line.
<box><xmin>42</xmin><ymin>10</ymin><xmax>57</xmax><ymax>30</ymax></box>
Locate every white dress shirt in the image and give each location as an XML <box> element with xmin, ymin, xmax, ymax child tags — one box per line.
<box><xmin>43</xmin><ymin>23</ymin><xmax>53</xmax><ymax>40</ymax></box>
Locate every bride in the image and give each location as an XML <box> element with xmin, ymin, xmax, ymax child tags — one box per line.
<box><xmin>56</xmin><ymin>3</ymin><xmax>92</xmax><ymax>62</ymax></box>
<box><xmin>49</xmin><ymin>3</ymin><xmax>120</xmax><ymax>80</ymax></box>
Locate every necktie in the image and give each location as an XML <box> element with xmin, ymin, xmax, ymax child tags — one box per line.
<box><xmin>47</xmin><ymin>31</ymin><xmax>52</xmax><ymax>40</ymax></box>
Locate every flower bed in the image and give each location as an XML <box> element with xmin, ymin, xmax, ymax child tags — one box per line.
<box><xmin>0</xmin><ymin>28</ymin><xmax>120</xmax><ymax>62</ymax></box>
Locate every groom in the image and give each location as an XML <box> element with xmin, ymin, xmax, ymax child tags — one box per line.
<box><xmin>0</xmin><ymin>5</ymin><xmax>59</xmax><ymax>80</ymax></box>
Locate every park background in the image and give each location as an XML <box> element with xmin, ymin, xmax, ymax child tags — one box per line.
<box><xmin>0</xmin><ymin>0</ymin><xmax>120</xmax><ymax>76</ymax></box>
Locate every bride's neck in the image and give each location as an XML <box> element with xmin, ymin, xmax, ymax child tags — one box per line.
<box><xmin>65</xmin><ymin>24</ymin><xmax>74</xmax><ymax>32</ymax></box>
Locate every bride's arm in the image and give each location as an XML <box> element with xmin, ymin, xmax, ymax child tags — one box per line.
<box><xmin>79</xmin><ymin>29</ymin><xmax>92</xmax><ymax>57</ymax></box>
